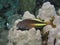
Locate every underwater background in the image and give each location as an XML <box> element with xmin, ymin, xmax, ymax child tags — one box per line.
<box><xmin>0</xmin><ymin>0</ymin><xmax>60</xmax><ymax>45</ymax></box>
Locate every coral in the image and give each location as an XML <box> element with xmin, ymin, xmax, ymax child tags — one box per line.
<box><xmin>43</xmin><ymin>25</ymin><xmax>52</xmax><ymax>34</ymax></box>
<box><xmin>47</xmin><ymin>23</ymin><xmax>60</xmax><ymax>45</ymax></box>
<box><xmin>37</xmin><ymin>2</ymin><xmax>57</xmax><ymax>21</ymax></box>
<box><xmin>55</xmin><ymin>25</ymin><xmax>60</xmax><ymax>45</ymax></box>
<box><xmin>7</xmin><ymin>2</ymin><xmax>60</xmax><ymax>45</ymax></box>
<box><xmin>7</xmin><ymin>18</ymin><xmax>42</xmax><ymax>45</ymax></box>
<box><xmin>22</xmin><ymin>11</ymin><xmax>35</xmax><ymax>20</ymax></box>
<box><xmin>47</xmin><ymin>28</ymin><xmax>57</xmax><ymax>45</ymax></box>
<box><xmin>37</xmin><ymin>2</ymin><xmax>60</xmax><ymax>45</ymax></box>
<box><xmin>53</xmin><ymin>16</ymin><xmax>60</xmax><ymax>26</ymax></box>
<box><xmin>7</xmin><ymin>19</ymin><xmax>42</xmax><ymax>45</ymax></box>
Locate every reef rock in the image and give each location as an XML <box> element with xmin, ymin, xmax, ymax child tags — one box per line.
<box><xmin>53</xmin><ymin>16</ymin><xmax>60</xmax><ymax>26</ymax></box>
<box><xmin>47</xmin><ymin>28</ymin><xmax>57</xmax><ymax>45</ymax></box>
<box><xmin>47</xmin><ymin>25</ymin><xmax>60</xmax><ymax>45</ymax></box>
<box><xmin>7</xmin><ymin>2</ymin><xmax>60</xmax><ymax>45</ymax></box>
<box><xmin>7</xmin><ymin>19</ymin><xmax>42</xmax><ymax>45</ymax></box>
<box><xmin>43</xmin><ymin>25</ymin><xmax>52</xmax><ymax>34</ymax></box>
<box><xmin>22</xmin><ymin>11</ymin><xmax>35</xmax><ymax>20</ymax></box>
<box><xmin>37</xmin><ymin>2</ymin><xmax>57</xmax><ymax>21</ymax></box>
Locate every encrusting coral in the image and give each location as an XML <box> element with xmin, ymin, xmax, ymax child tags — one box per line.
<box><xmin>22</xmin><ymin>11</ymin><xmax>35</xmax><ymax>20</ymax></box>
<box><xmin>7</xmin><ymin>11</ymin><xmax>42</xmax><ymax>45</ymax></box>
<box><xmin>7</xmin><ymin>2</ymin><xmax>60</xmax><ymax>45</ymax></box>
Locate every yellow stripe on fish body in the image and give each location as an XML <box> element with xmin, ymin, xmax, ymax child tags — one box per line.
<box><xmin>31</xmin><ymin>18</ymin><xmax>43</xmax><ymax>22</ymax></box>
<box><xmin>31</xmin><ymin>23</ymin><xmax>46</xmax><ymax>27</ymax></box>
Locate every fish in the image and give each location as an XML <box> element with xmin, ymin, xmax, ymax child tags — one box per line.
<box><xmin>16</xmin><ymin>19</ymin><xmax>46</xmax><ymax>31</ymax></box>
